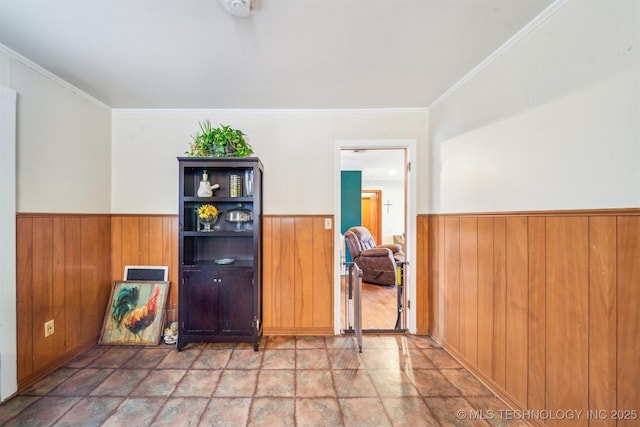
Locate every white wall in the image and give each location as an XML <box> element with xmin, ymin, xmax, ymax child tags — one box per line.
<box><xmin>0</xmin><ymin>85</ymin><xmax>17</xmax><ymax>402</ymax></box>
<box><xmin>429</xmin><ymin>0</ymin><xmax>640</xmax><ymax>213</ymax></box>
<box><xmin>0</xmin><ymin>48</ymin><xmax>112</xmax><ymax>213</ymax></box>
<box><xmin>111</xmin><ymin>110</ymin><xmax>429</xmax><ymax>214</ymax></box>
<box><xmin>1</xmin><ymin>46</ymin><xmax>112</xmax><ymax>401</ymax></box>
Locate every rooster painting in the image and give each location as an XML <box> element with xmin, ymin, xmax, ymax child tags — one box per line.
<box><xmin>112</xmin><ymin>285</ymin><xmax>161</xmax><ymax>338</ymax></box>
<box><xmin>100</xmin><ymin>281</ymin><xmax>168</xmax><ymax>345</ymax></box>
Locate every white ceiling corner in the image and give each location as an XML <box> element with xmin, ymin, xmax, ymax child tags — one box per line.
<box><xmin>0</xmin><ymin>0</ymin><xmax>555</xmax><ymax>110</ymax></box>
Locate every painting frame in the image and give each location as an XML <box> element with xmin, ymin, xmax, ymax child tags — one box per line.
<box><xmin>123</xmin><ymin>265</ymin><xmax>169</xmax><ymax>281</ymax></box>
<box><xmin>99</xmin><ymin>280</ymin><xmax>170</xmax><ymax>346</ymax></box>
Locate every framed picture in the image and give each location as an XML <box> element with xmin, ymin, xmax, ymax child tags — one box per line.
<box><xmin>99</xmin><ymin>281</ymin><xmax>170</xmax><ymax>346</ymax></box>
<box><xmin>123</xmin><ymin>265</ymin><xmax>168</xmax><ymax>281</ymax></box>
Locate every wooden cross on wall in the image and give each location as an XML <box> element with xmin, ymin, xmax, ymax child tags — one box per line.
<box><xmin>384</xmin><ymin>200</ymin><xmax>393</xmax><ymax>214</ymax></box>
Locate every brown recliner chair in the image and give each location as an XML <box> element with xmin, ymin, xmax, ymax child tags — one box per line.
<box><xmin>344</xmin><ymin>226</ymin><xmax>405</xmax><ymax>286</ymax></box>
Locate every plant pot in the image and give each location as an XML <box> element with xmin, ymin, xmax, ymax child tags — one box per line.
<box><xmin>213</xmin><ymin>143</ymin><xmax>237</xmax><ymax>157</ymax></box>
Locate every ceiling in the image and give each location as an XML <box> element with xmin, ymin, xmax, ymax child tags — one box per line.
<box><xmin>341</xmin><ymin>148</ymin><xmax>405</xmax><ymax>182</ymax></box>
<box><xmin>0</xmin><ymin>0</ymin><xmax>554</xmax><ymax>110</ymax></box>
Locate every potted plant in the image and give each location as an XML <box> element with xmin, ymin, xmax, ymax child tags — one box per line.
<box><xmin>186</xmin><ymin>120</ymin><xmax>253</xmax><ymax>157</ymax></box>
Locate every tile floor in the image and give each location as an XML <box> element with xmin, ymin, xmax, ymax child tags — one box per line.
<box><xmin>0</xmin><ymin>335</ymin><xmax>527</xmax><ymax>426</ymax></box>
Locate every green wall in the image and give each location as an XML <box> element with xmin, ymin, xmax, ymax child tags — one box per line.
<box><xmin>341</xmin><ymin>170</ymin><xmax>361</xmax><ymax>262</ymax></box>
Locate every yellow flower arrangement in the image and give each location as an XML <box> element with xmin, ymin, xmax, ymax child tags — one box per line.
<box><xmin>198</xmin><ymin>204</ymin><xmax>218</xmax><ymax>219</ymax></box>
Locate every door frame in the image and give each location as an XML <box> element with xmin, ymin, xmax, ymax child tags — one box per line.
<box><xmin>334</xmin><ymin>139</ymin><xmax>417</xmax><ymax>334</ymax></box>
<box><xmin>0</xmin><ymin>85</ymin><xmax>17</xmax><ymax>402</ymax></box>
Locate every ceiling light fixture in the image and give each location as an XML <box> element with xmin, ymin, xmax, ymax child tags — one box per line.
<box><xmin>222</xmin><ymin>0</ymin><xmax>254</xmax><ymax>17</ymax></box>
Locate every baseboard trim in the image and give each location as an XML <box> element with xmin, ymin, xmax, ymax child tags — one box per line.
<box><xmin>263</xmin><ymin>327</ymin><xmax>335</xmax><ymax>336</ymax></box>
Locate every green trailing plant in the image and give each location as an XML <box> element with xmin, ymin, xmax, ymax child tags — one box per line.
<box><xmin>211</xmin><ymin>124</ymin><xmax>253</xmax><ymax>157</ymax></box>
<box><xmin>186</xmin><ymin>120</ymin><xmax>253</xmax><ymax>157</ymax></box>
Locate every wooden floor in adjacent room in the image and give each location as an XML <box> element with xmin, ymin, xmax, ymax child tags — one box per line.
<box><xmin>341</xmin><ymin>276</ymin><xmax>400</xmax><ymax>331</ymax></box>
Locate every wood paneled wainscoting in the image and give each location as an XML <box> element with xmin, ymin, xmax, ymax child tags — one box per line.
<box><xmin>263</xmin><ymin>215</ymin><xmax>334</xmax><ymax>335</ymax></box>
<box><xmin>16</xmin><ymin>214</ymin><xmax>112</xmax><ymax>390</ymax></box>
<box><xmin>424</xmin><ymin>210</ymin><xmax>640</xmax><ymax>426</ymax></box>
<box><xmin>16</xmin><ymin>213</ymin><xmax>336</xmax><ymax>391</ymax></box>
<box><xmin>110</xmin><ymin>215</ymin><xmax>180</xmax><ymax>307</ymax></box>
<box><xmin>111</xmin><ymin>214</ymin><xmax>336</xmax><ymax>335</ymax></box>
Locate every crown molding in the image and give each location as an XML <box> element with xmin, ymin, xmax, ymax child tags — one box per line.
<box><xmin>0</xmin><ymin>43</ymin><xmax>110</xmax><ymax>111</ymax></box>
<box><xmin>111</xmin><ymin>107</ymin><xmax>429</xmax><ymax>114</ymax></box>
<box><xmin>427</xmin><ymin>0</ymin><xmax>569</xmax><ymax>111</ymax></box>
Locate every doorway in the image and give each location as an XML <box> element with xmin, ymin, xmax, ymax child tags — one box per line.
<box><xmin>339</xmin><ymin>146</ymin><xmax>410</xmax><ymax>333</ymax></box>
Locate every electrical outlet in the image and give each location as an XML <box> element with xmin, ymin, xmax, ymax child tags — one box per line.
<box><xmin>324</xmin><ymin>218</ymin><xmax>332</xmax><ymax>229</ymax></box>
<box><xmin>44</xmin><ymin>319</ymin><xmax>54</xmax><ymax>337</ymax></box>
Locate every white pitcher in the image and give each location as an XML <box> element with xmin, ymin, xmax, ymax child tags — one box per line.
<box><xmin>197</xmin><ymin>171</ymin><xmax>219</xmax><ymax>197</ymax></box>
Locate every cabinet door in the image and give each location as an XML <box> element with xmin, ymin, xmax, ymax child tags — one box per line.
<box><xmin>184</xmin><ymin>269</ymin><xmax>220</xmax><ymax>334</ymax></box>
<box><xmin>219</xmin><ymin>269</ymin><xmax>254</xmax><ymax>335</ymax></box>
